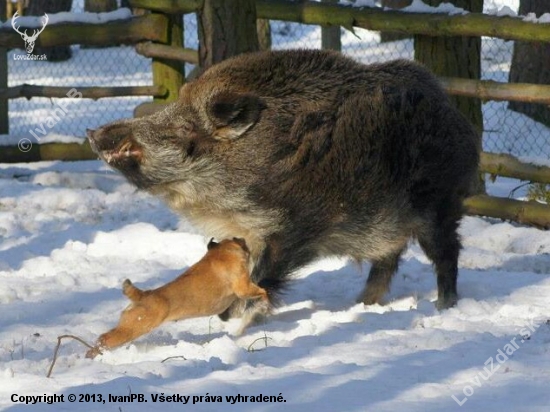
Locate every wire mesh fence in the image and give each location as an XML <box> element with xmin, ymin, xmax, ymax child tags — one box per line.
<box><xmin>4</xmin><ymin>3</ymin><xmax>550</xmax><ymax>159</ymax></box>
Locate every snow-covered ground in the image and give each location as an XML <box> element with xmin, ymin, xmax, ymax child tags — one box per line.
<box><xmin>0</xmin><ymin>160</ymin><xmax>549</xmax><ymax>412</ymax></box>
<box><xmin>1</xmin><ymin>1</ymin><xmax>550</xmax><ymax>411</ymax></box>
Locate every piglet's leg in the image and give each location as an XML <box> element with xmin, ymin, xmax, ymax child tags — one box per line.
<box><xmin>86</xmin><ymin>296</ymin><xmax>168</xmax><ymax>358</ymax></box>
<box><xmin>232</xmin><ymin>278</ymin><xmax>270</xmax><ymax>336</ymax></box>
<box><xmin>233</xmin><ymin>278</ymin><xmax>269</xmax><ymax>303</ymax></box>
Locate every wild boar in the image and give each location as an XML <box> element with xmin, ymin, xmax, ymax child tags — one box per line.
<box><xmin>87</xmin><ymin>49</ymin><xmax>479</xmax><ymax>321</ymax></box>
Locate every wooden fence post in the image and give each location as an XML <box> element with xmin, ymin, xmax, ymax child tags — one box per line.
<box><xmin>0</xmin><ymin>48</ymin><xmax>7</xmax><ymax>135</ymax></box>
<box><xmin>198</xmin><ymin>0</ymin><xmax>259</xmax><ymax>71</ymax></box>
<box><xmin>1</xmin><ymin>1</ymin><xmax>9</xmax><ymax>135</ymax></box>
<box><xmin>321</xmin><ymin>0</ymin><xmax>341</xmax><ymax>51</ymax></box>
<box><xmin>152</xmin><ymin>12</ymin><xmax>184</xmax><ymax>103</ymax></box>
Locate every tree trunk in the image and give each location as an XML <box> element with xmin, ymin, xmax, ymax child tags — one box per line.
<box><xmin>414</xmin><ymin>0</ymin><xmax>484</xmax><ymax>194</ymax></box>
<box><xmin>198</xmin><ymin>0</ymin><xmax>259</xmax><ymax>71</ymax></box>
<box><xmin>27</xmin><ymin>0</ymin><xmax>72</xmax><ymax>61</ymax></box>
<box><xmin>508</xmin><ymin>0</ymin><xmax>550</xmax><ymax>127</ymax></box>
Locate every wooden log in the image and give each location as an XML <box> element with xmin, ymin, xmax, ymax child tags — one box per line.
<box><xmin>135</xmin><ymin>42</ymin><xmax>199</xmax><ymax>64</ymax></box>
<box><xmin>0</xmin><ymin>14</ymin><xmax>168</xmax><ymax>49</ymax></box>
<box><xmin>129</xmin><ymin>0</ymin><xmax>550</xmax><ymax>43</ymax></box>
<box><xmin>440</xmin><ymin>77</ymin><xmax>550</xmax><ymax>104</ymax></box>
<box><xmin>0</xmin><ymin>85</ymin><xmax>167</xmax><ymax>100</ymax></box>
<box><xmin>480</xmin><ymin>152</ymin><xmax>550</xmax><ymax>184</ymax></box>
<box><xmin>464</xmin><ymin>194</ymin><xmax>550</xmax><ymax>229</ymax></box>
<box><xmin>0</xmin><ymin>141</ymin><xmax>97</xmax><ymax>163</ymax></box>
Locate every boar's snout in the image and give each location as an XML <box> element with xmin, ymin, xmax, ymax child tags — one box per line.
<box><xmin>87</xmin><ymin>125</ymin><xmax>143</xmax><ymax>167</ymax></box>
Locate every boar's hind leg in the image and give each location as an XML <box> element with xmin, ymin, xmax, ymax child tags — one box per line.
<box><xmin>358</xmin><ymin>248</ymin><xmax>405</xmax><ymax>306</ymax></box>
<box><xmin>417</xmin><ymin>209</ymin><xmax>462</xmax><ymax>310</ymax></box>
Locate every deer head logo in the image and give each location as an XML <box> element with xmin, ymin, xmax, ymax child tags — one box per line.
<box><xmin>11</xmin><ymin>12</ymin><xmax>49</xmax><ymax>54</ymax></box>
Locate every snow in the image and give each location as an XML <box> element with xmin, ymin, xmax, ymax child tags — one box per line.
<box><xmin>518</xmin><ymin>156</ymin><xmax>550</xmax><ymax>168</ymax></box>
<box><xmin>1</xmin><ymin>0</ymin><xmax>550</xmax><ymax>410</ymax></box>
<box><xmin>340</xmin><ymin>0</ymin><xmax>548</xmax><ymax>23</ymax></box>
<box><xmin>341</xmin><ymin>0</ymin><xmax>469</xmax><ymax>15</ymax></box>
<box><xmin>1</xmin><ymin>8</ymin><xmax>132</xmax><ymax>28</ymax></box>
<box><xmin>523</xmin><ymin>12</ymin><xmax>550</xmax><ymax>24</ymax></box>
<box><xmin>0</xmin><ymin>161</ymin><xmax>549</xmax><ymax>411</ymax></box>
<box><xmin>401</xmin><ymin>0</ymin><xmax>468</xmax><ymax>15</ymax></box>
<box><xmin>493</xmin><ymin>5</ymin><xmax>518</xmax><ymax>17</ymax></box>
<box><xmin>340</xmin><ymin>0</ymin><xmax>378</xmax><ymax>8</ymax></box>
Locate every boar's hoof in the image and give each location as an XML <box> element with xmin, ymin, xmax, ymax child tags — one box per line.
<box><xmin>436</xmin><ymin>293</ymin><xmax>458</xmax><ymax>311</ymax></box>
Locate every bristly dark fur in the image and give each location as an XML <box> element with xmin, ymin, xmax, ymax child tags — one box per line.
<box><xmin>88</xmin><ymin>49</ymin><xmax>479</xmax><ymax>317</ymax></box>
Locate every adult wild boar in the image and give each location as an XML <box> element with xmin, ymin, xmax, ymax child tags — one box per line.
<box><xmin>88</xmin><ymin>49</ymin><xmax>479</xmax><ymax>322</ymax></box>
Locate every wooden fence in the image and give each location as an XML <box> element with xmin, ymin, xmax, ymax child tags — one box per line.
<box><xmin>0</xmin><ymin>11</ymin><xmax>184</xmax><ymax>136</ymax></box>
<box><xmin>0</xmin><ymin>0</ymin><xmax>549</xmax><ymax>228</ymax></box>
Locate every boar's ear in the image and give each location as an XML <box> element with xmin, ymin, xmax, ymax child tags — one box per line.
<box><xmin>209</xmin><ymin>92</ymin><xmax>264</xmax><ymax>141</ymax></box>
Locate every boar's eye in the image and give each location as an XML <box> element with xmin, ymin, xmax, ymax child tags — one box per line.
<box><xmin>186</xmin><ymin>139</ymin><xmax>196</xmax><ymax>157</ymax></box>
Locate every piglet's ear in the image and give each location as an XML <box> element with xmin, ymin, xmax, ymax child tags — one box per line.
<box><xmin>232</xmin><ymin>237</ymin><xmax>250</xmax><ymax>254</ymax></box>
<box><xmin>207</xmin><ymin>238</ymin><xmax>218</xmax><ymax>250</ymax></box>
<box><xmin>209</xmin><ymin>92</ymin><xmax>265</xmax><ymax>141</ymax></box>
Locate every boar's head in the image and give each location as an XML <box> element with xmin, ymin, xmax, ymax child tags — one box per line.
<box><xmin>87</xmin><ymin>86</ymin><xmax>265</xmax><ymax>191</ymax></box>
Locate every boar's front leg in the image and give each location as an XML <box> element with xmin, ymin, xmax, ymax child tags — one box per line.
<box><xmin>357</xmin><ymin>247</ymin><xmax>406</xmax><ymax>306</ymax></box>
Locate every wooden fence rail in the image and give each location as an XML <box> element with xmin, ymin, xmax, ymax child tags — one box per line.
<box><xmin>0</xmin><ymin>14</ymin><xmax>169</xmax><ymax>48</ymax></box>
<box><xmin>135</xmin><ymin>42</ymin><xmax>199</xmax><ymax>65</ymax></box>
<box><xmin>130</xmin><ymin>0</ymin><xmax>550</xmax><ymax>43</ymax></box>
<box><xmin>481</xmin><ymin>153</ymin><xmax>550</xmax><ymax>184</ymax></box>
<box><xmin>1</xmin><ymin>85</ymin><xmax>167</xmax><ymax>100</ymax></box>
<box><xmin>464</xmin><ymin>195</ymin><xmax>550</xmax><ymax>230</ymax></box>
<box><xmin>439</xmin><ymin>77</ymin><xmax>550</xmax><ymax>105</ymax></box>
<box><xmin>0</xmin><ymin>12</ymin><xmax>180</xmax><ymax>135</ymax></box>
